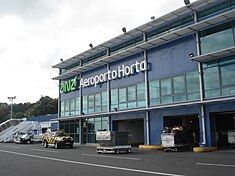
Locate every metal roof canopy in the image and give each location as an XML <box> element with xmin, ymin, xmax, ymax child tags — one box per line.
<box><xmin>53</xmin><ymin>8</ymin><xmax>235</xmax><ymax>80</ymax></box>
<box><xmin>190</xmin><ymin>46</ymin><xmax>235</xmax><ymax>62</ymax></box>
<box><xmin>53</xmin><ymin>0</ymin><xmax>234</xmax><ymax>80</ymax></box>
<box><xmin>52</xmin><ymin>0</ymin><xmax>218</xmax><ymax>69</ymax></box>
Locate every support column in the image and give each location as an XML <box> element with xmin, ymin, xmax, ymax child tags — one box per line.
<box><xmin>194</xmin><ymin>10</ymin><xmax>206</xmax><ymax>145</ymax></box>
<box><xmin>144</xmin><ymin>49</ymin><xmax>150</xmax><ymax>145</ymax></box>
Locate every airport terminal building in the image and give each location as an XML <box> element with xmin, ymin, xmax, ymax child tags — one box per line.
<box><xmin>52</xmin><ymin>0</ymin><xmax>235</xmax><ymax>148</ymax></box>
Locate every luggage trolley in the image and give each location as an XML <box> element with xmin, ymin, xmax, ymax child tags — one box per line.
<box><xmin>96</xmin><ymin>131</ymin><xmax>132</xmax><ymax>154</ymax></box>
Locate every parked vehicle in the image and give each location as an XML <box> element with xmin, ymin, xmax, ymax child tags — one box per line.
<box><xmin>42</xmin><ymin>131</ymin><xmax>73</xmax><ymax>149</ymax></box>
<box><xmin>96</xmin><ymin>131</ymin><xmax>131</xmax><ymax>154</ymax></box>
<box><xmin>13</xmin><ymin>130</ymin><xmax>42</xmax><ymax>144</ymax></box>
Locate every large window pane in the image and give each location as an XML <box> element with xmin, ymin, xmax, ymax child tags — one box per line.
<box><xmin>88</xmin><ymin>95</ymin><xmax>94</xmax><ymax>113</ymax></box>
<box><xmin>137</xmin><ymin>83</ymin><xmax>146</xmax><ymax>107</ymax></box>
<box><xmin>221</xmin><ymin>64</ymin><xmax>235</xmax><ymax>86</ymax></box>
<box><xmin>101</xmin><ymin>91</ymin><xmax>107</xmax><ymax>112</ymax></box>
<box><xmin>204</xmin><ymin>67</ymin><xmax>220</xmax><ymax>91</ymax></box>
<box><xmin>137</xmin><ymin>83</ymin><xmax>145</xmax><ymax>100</ymax></box>
<box><xmin>173</xmin><ymin>75</ymin><xmax>185</xmax><ymax>94</ymax></box>
<box><xmin>128</xmin><ymin>86</ymin><xmax>136</xmax><ymax>101</ymax></box>
<box><xmin>161</xmin><ymin>78</ymin><xmax>172</xmax><ymax>96</ymax></box>
<box><xmin>186</xmin><ymin>72</ymin><xmax>200</xmax><ymax>93</ymax></box>
<box><xmin>75</xmin><ymin>97</ymin><xmax>80</xmax><ymax>115</ymax></box>
<box><xmin>70</xmin><ymin>99</ymin><xmax>75</xmax><ymax>115</ymax></box>
<box><xmin>82</xmin><ymin>95</ymin><xmax>87</xmax><ymax>114</ymax></box>
<box><xmin>200</xmin><ymin>22</ymin><xmax>234</xmax><ymax>54</ymax></box>
<box><xmin>119</xmin><ymin>88</ymin><xmax>127</xmax><ymax>103</ymax></box>
<box><xmin>95</xmin><ymin>93</ymin><xmax>101</xmax><ymax>106</ymax></box>
<box><xmin>60</xmin><ymin>101</ymin><xmax>65</xmax><ymax>117</ymax></box>
<box><xmin>111</xmin><ymin>89</ymin><xmax>118</xmax><ymax>105</ymax></box>
<box><xmin>149</xmin><ymin>80</ymin><xmax>160</xmax><ymax>99</ymax></box>
<box><xmin>101</xmin><ymin>117</ymin><xmax>109</xmax><ymax>131</ymax></box>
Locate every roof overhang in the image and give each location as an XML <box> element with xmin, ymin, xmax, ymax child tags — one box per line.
<box><xmin>53</xmin><ymin>0</ymin><xmax>235</xmax><ymax>80</ymax></box>
<box><xmin>190</xmin><ymin>46</ymin><xmax>235</xmax><ymax>62</ymax></box>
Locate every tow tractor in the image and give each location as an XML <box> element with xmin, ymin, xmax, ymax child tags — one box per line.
<box><xmin>96</xmin><ymin>131</ymin><xmax>132</xmax><ymax>154</ymax></box>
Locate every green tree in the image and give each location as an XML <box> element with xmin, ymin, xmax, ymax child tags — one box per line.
<box><xmin>0</xmin><ymin>96</ymin><xmax>58</xmax><ymax>123</ymax></box>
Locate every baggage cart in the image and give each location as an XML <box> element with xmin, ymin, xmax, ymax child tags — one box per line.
<box><xmin>161</xmin><ymin>126</ymin><xmax>193</xmax><ymax>152</ymax></box>
<box><xmin>96</xmin><ymin>131</ymin><xmax>131</xmax><ymax>154</ymax></box>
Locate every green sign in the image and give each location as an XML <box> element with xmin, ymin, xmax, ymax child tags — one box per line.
<box><xmin>60</xmin><ymin>76</ymin><xmax>79</xmax><ymax>93</ymax></box>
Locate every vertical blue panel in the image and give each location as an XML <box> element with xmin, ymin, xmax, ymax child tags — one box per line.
<box><xmin>148</xmin><ymin>35</ymin><xmax>198</xmax><ymax>81</ymax></box>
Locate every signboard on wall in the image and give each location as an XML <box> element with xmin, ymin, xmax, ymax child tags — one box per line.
<box><xmin>60</xmin><ymin>60</ymin><xmax>148</xmax><ymax>93</ymax></box>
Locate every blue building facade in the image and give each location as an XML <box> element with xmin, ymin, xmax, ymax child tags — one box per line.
<box><xmin>27</xmin><ymin>114</ymin><xmax>58</xmax><ymax>133</ymax></box>
<box><xmin>53</xmin><ymin>0</ymin><xmax>235</xmax><ymax>148</ymax></box>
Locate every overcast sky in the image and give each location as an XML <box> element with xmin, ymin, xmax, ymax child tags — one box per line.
<box><xmin>0</xmin><ymin>0</ymin><xmax>197</xmax><ymax>104</ymax></box>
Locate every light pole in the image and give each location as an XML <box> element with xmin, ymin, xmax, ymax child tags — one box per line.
<box><xmin>8</xmin><ymin>96</ymin><xmax>16</xmax><ymax>119</ymax></box>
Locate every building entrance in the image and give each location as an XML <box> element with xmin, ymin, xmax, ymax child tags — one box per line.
<box><xmin>163</xmin><ymin>115</ymin><xmax>200</xmax><ymax>147</ymax></box>
<box><xmin>112</xmin><ymin>119</ymin><xmax>144</xmax><ymax>146</ymax></box>
<box><xmin>211</xmin><ymin>112</ymin><xmax>235</xmax><ymax>148</ymax></box>
<box><xmin>81</xmin><ymin>116</ymin><xmax>109</xmax><ymax>144</ymax></box>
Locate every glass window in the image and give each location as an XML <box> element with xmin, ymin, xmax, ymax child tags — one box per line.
<box><xmin>169</xmin><ymin>20</ymin><xmax>181</xmax><ymax>31</ymax></box>
<box><xmin>137</xmin><ymin>83</ymin><xmax>146</xmax><ymax>107</ymax></box>
<box><xmin>173</xmin><ymin>75</ymin><xmax>185</xmax><ymax>94</ymax></box>
<box><xmin>204</xmin><ymin>66</ymin><xmax>220</xmax><ymax>98</ymax></box>
<box><xmin>101</xmin><ymin>117</ymin><xmax>109</xmax><ymax>131</ymax></box>
<box><xmin>65</xmin><ymin>100</ymin><xmax>70</xmax><ymax>111</ymax></box>
<box><xmin>221</xmin><ymin>64</ymin><xmax>235</xmax><ymax>86</ymax></box>
<box><xmin>119</xmin><ymin>88</ymin><xmax>127</xmax><ymax>103</ymax></box>
<box><xmin>102</xmin><ymin>91</ymin><xmax>107</xmax><ymax>112</ymax></box>
<box><xmin>88</xmin><ymin>95</ymin><xmax>94</xmax><ymax>108</ymax></box>
<box><xmin>70</xmin><ymin>99</ymin><xmax>75</xmax><ymax>111</ymax></box>
<box><xmin>70</xmin><ymin>99</ymin><xmax>75</xmax><ymax>115</ymax></box>
<box><xmin>198</xmin><ymin>2</ymin><xmax>230</xmax><ymax>20</ymax></box>
<box><xmin>75</xmin><ymin>97</ymin><xmax>80</xmax><ymax>115</ymax></box>
<box><xmin>149</xmin><ymin>80</ymin><xmax>160</xmax><ymax>99</ymax></box>
<box><xmin>157</xmin><ymin>25</ymin><xmax>168</xmax><ymax>36</ymax></box>
<box><xmin>111</xmin><ymin>89</ymin><xmax>118</xmax><ymax>105</ymax></box>
<box><xmin>161</xmin><ymin>78</ymin><xmax>172</xmax><ymax>96</ymax></box>
<box><xmin>204</xmin><ymin>67</ymin><xmax>220</xmax><ymax>90</ymax></box>
<box><xmin>161</xmin><ymin>96</ymin><xmax>173</xmax><ymax>104</ymax></box>
<box><xmin>95</xmin><ymin>118</ymin><xmax>102</xmax><ymax>132</ymax></box>
<box><xmin>95</xmin><ymin>93</ymin><xmax>101</xmax><ymax>107</ymax></box>
<box><xmin>60</xmin><ymin>101</ymin><xmax>65</xmax><ymax>117</ymax></box>
<box><xmin>82</xmin><ymin>95</ymin><xmax>87</xmax><ymax>114</ymax></box>
<box><xmin>128</xmin><ymin>86</ymin><xmax>136</xmax><ymax>101</ymax></box>
<box><xmin>200</xmin><ymin>22</ymin><xmax>234</xmax><ymax>54</ymax></box>
<box><xmin>88</xmin><ymin>95</ymin><xmax>94</xmax><ymax>113</ymax></box>
<box><xmin>186</xmin><ymin>72</ymin><xmax>200</xmax><ymax>93</ymax></box>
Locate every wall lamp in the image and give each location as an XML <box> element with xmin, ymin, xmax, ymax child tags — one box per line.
<box><xmin>122</xmin><ymin>27</ymin><xmax>127</xmax><ymax>33</ymax></box>
<box><xmin>184</xmin><ymin>0</ymin><xmax>190</xmax><ymax>6</ymax></box>
<box><xmin>89</xmin><ymin>43</ymin><xmax>93</xmax><ymax>48</ymax></box>
<box><xmin>189</xmin><ymin>53</ymin><xmax>194</xmax><ymax>58</ymax></box>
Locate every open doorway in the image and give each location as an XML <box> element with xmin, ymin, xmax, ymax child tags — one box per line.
<box><xmin>163</xmin><ymin>115</ymin><xmax>200</xmax><ymax>147</ymax></box>
<box><xmin>112</xmin><ymin>119</ymin><xmax>144</xmax><ymax>146</ymax></box>
<box><xmin>211</xmin><ymin>112</ymin><xmax>235</xmax><ymax>148</ymax></box>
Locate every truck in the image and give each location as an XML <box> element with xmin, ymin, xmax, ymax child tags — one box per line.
<box><xmin>42</xmin><ymin>131</ymin><xmax>74</xmax><ymax>149</ymax></box>
<box><xmin>161</xmin><ymin>126</ymin><xmax>193</xmax><ymax>152</ymax></box>
<box><xmin>13</xmin><ymin>130</ymin><xmax>43</xmax><ymax>144</ymax></box>
<box><xmin>96</xmin><ymin>131</ymin><xmax>132</xmax><ymax>154</ymax></box>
